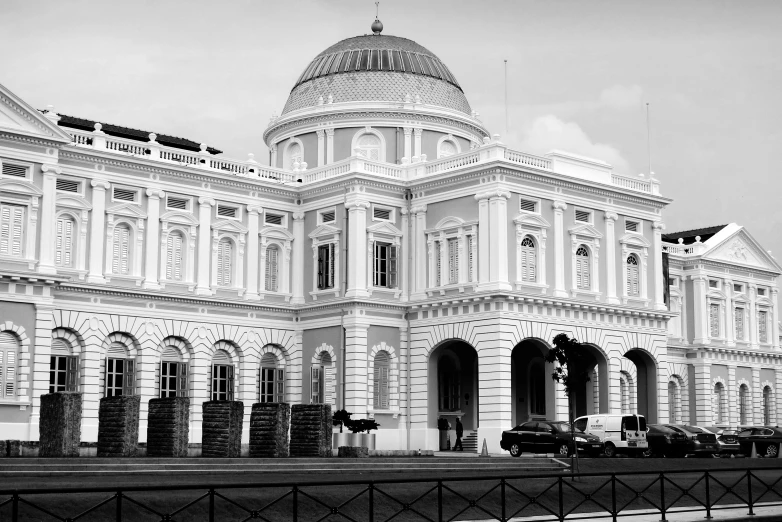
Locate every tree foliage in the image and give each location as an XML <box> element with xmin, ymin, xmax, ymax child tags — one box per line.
<box><xmin>543</xmin><ymin>333</ymin><xmax>592</xmax><ymax>398</ymax></box>
<box><xmin>332</xmin><ymin>409</ymin><xmax>352</xmax><ymax>433</ymax></box>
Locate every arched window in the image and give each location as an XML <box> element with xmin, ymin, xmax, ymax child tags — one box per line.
<box><xmin>55</xmin><ymin>216</ymin><xmax>75</xmax><ymax>267</ymax></box>
<box><xmin>260</xmin><ymin>352</ymin><xmax>285</xmax><ymax>403</ymax></box>
<box><xmin>105</xmin><ymin>339</ymin><xmax>134</xmax><ymax>398</ymax></box>
<box><xmin>763</xmin><ymin>386</ymin><xmax>772</xmax><ymax>425</ymax></box>
<box><xmin>311</xmin><ymin>351</ymin><xmax>334</xmax><ymax>405</ymax></box>
<box><xmin>668</xmin><ymin>381</ymin><xmax>679</xmax><ymax>424</ymax></box>
<box><xmin>520</xmin><ymin>236</ymin><xmax>536</xmax><ymax>282</ymax></box>
<box><xmin>211</xmin><ymin>349</ymin><xmax>234</xmax><ymax>401</ymax></box>
<box><xmin>265</xmin><ymin>245</ymin><xmax>279</xmax><ymax>292</ymax></box>
<box><xmin>165</xmin><ymin>231</ymin><xmax>185</xmax><ymax>281</ymax></box>
<box><xmin>160</xmin><ymin>344</ymin><xmax>188</xmax><ymax>398</ymax></box>
<box><xmin>0</xmin><ymin>332</ymin><xmax>19</xmax><ymax>399</ymax></box>
<box><xmin>626</xmin><ymin>254</ymin><xmax>640</xmax><ymax>296</ymax></box>
<box><xmin>739</xmin><ymin>384</ymin><xmax>749</xmax><ymax>425</ymax></box>
<box><xmin>287</xmin><ymin>142</ymin><xmax>302</xmax><ymax>169</ymax></box>
<box><xmin>438</xmin><ymin>140</ymin><xmax>457</xmax><ymax>158</ymax></box>
<box><xmin>217</xmin><ymin>238</ymin><xmax>233</xmax><ymax>287</ymax></box>
<box><xmin>50</xmin><ymin>337</ymin><xmax>78</xmax><ymax>393</ymax></box>
<box><xmin>713</xmin><ymin>382</ymin><xmax>725</xmax><ymax>424</ymax></box>
<box><xmin>576</xmin><ymin>246</ymin><xmax>590</xmax><ymax>290</ymax></box>
<box><xmin>355</xmin><ymin>134</ymin><xmax>381</xmax><ymax>161</ymax></box>
<box><xmin>620</xmin><ymin>373</ymin><xmax>630</xmax><ymax>413</ymax></box>
<box><xmin>112</xmin><ymin>224</ymin><xmax>131</xmax><ymax>275</ymax></box>
<box><xmin>373</xmin><ymin>351</ymin><xmax>390</xmax><ymax>409</ymax></box>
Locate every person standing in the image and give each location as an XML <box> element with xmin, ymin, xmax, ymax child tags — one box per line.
<box><xmin>453</xmin><ymin>418</ymin><xmax>464</xmax><ymax>451</ymax></box>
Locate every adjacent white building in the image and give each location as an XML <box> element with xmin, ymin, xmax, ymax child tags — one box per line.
<box><xmin>0</xmin><ymin>20</ymin><xmax>779</xmax><ymax>452</ymax></box>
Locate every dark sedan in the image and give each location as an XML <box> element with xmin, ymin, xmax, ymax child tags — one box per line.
<box><xmin>644</xmin><ymin>424</ymin><xmax>689</xmax><ymax>457</ymax></box>
<box><xmin>738</xmin><ymin>427</ymin><xmax>782</xmax><ymax>457</ymax></box>
<box><xmin>676</xmin><ymin>425</ymin><xmax>720</xmax><ymax>457</ymax></box>
<box><xmin>703</xmin><ymin>427</ymin><xmax>740</xmax><ymax>457</ymax></box>
<box><xmin>500</xmin><ymin>420</ymin><xmax>603</xmax><ymax>458</ymax></box>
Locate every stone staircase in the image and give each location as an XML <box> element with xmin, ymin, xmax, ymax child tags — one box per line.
<box><xmin>462</xmin><ymin>430</ymin><xmax>478</xmax><ymax>453</ymax></box>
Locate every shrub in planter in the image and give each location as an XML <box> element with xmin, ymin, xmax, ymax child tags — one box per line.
<box><xmin>333</xmin><ymin>409</ymin><xmax>352</xmax><ymax>433</ymax></box>
<box><xmin>39</xmin><ymin>392</ymin><xmax>82</xmax><ymax>457</ymax></box>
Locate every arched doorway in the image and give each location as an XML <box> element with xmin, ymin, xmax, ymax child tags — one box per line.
<box><xmin>428</xmin><ymin>340</ymin><xmax>478</xmax><ymax>431</ymax></box>
<box><xmin>573</xmin><ymin>343</ymin><xmax>609</xmax><ymax>419</ymax></box>
<box><xmin>624</xmin><ymin>349</ymin><xmax>659</xmax><ymax>423</ymax></box>
<box><xmin>511</xmin><ymin>339</ymin><xmax>556</xmax><ymax>425</ymax></box>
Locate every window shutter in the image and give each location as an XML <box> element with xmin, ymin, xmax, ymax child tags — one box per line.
<box><xmin>373</xmin><ymin>242</ymin><xmax>379</xmax><ymax>287</ymax></box>
<box><xmin>373</xmin><ymin>364</ymin><xmax>380</xmax><ymax>408</ymax></box>
<box><xmin>380</xmin><ymin>366</ymin><xmax>389</xmax><ymax>408</ymax></box>
<box><xmin>123</xmin><ymin>359</ymin><xmax>135</xmax><ymax>396</ymax></box>
<box><xmin>119</xmin><ymin>226</ymin><xmax>129</xmax><ymax>275</ymax></box>
<box><xmin>275</xmin><ymin>368</ymin><xmax>285</xmax><ymax>402</ymax></box>
<box><xmin>329</xmin><ymin>244</ymin><xmax>335</xmax><ymax>288</ymax></box>
<box><xmin>227</xmin><ymin>365</ymin><xmax>235</xmax><ymax>401</ymax></box>
<box><xmin>436</xmin><ymin>241</ymin><xmax>441</xmax><ymax>287</ymax></box>
<box><xmin>317</xmin><ymin>246</ymin><xmax>325</xmax><ymax>289</ymax></box>
<box><xmin>266</xmin><ymin>246</ymin><xmax>278</xmax><ymax>292</ymax></box>
<box><xmin>63</xmin><ymin>218</ymin><xmax>73</xmax><ymax>267</ymax></box>
<box><xmin>10</xmin><ymin>206</ymin><xmax>23</xmax><ymax>257</ymax></box>
<box><xmin>0</xmin><ymin>333</ymin><xmax>17</xmax><ymax>398</ymax></box>
<box><xmin>0</xmin><ymin>205</ymin><xmax>10</xmax><ymax>255</ymax></box>
<box><xmin>324</xmin><ymin>365</ymin><xmax>334</xmax><ymax>406</ymax></box>
<box><xmin>467</xmin><ymin>236</ymin><xmax>474</xmax><ymax>282</ymax></box>
<box><xmin>389</xmin><ymin>245</ymin><xmax>397</xmax><ymax>288</ymax></box>
<box><xmin>310</xmin><ymin>366</ymin><xmax>320</xmax><ymax>403</ymax></box>
<box><xmin>166</xmin><ymin>234</ymin><xmax>174</xmax><ymax>280</ymax></box>
<box><xmin>178</xmin><ymin>362</ymin><xmax>188</xmax><ymax>397</ymax></box>
<box><xmin>66</xmin><ymin>356</ymin><xmax>78</xmax><ymax>392</ymax></box>
<box><xmin>55</xmin><ymin>218</ymin><xmax>63</xmax><ymax>265</ymax></box>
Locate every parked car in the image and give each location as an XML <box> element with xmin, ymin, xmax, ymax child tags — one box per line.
<box><xmin>675</xmin><ymin>425</ymin><xmax>720</xmax><ymax>457</ymax></box>
<box><xmin>737</xmin><ymin>427</ymin><xmax>782</xmax><ymax>457</ymax></box>
<box><xmin>573</xmin><ymin>414</ymin><xmax>648</xmax><ymax>457</ymax></box>
<box><xmin>644</xmin><ymin>424</ymin><xmax>689</xmax><ymax>457</ymax></box>
<box><xmin>703</xmin><ymin>427</ymin><xmax>740</xmax><ymax>457</ymax></box>
<box><xmin>500</xmin><ymin>420</ymin><xmax>603</xmax><ymax>458</ymax></box>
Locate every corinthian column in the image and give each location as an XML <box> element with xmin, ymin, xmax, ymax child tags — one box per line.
<box><xmin>38</xmin><ymin>164</ymin><xmax>61</xmax><ymax>275</ymax></box>
<box><xmin>652</xmin><ymin>221</ymin><xmax>667</xmax><ymax>310</ymax></box>
<box><xmin>143</xmin><ymin>188</ymin><xmax>164</xmax><ymax>289</ymax></box>
<box><xmin>290</xmin><ymin>212</ymin><xmax>306</xmax><ymax>304</ymax></box>
<box><xmin>410</xmin><ymin>205</ymin><xmax>427</xmax><ymax>300</ymax></box>
<box><xmin>552</xmin><ymin>201</ymin><xmax>568</xmax><ymax>298</ymax></box>
<box><xmin>245</xmin><ymin>206</ymin><xmax>262</xmax><ymax>300</ymax></box>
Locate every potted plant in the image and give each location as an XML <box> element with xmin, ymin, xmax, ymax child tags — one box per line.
<box><xmin>437</xmin><ymin>417</ymin><xmax>451</xmax><ymax>451</ymax></box>
<box><xmin>345</xmin><ymin>418</ymin><xmax>380</xmax><ymax>450</ymax></box>
<box><xmin>332</xmin><ymin>409</ymin><xmax>352</xmax><ymax>449</ymax></box>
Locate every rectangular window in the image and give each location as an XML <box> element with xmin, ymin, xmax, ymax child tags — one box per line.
<box><xmin>448</xmin><ymin>238</ymin><xmax>459</xmax><ymax>284</ymax></box>
<box><xmin>166</xmin><ymin>196</ymin><xmax>189</xmax><ymax>211</ymax></box>
<box><xmin>49</xmin><ymin>355</ymin><xmax>78</xmax><ymax>393</ymax></box>
<box><xmin>1</xmin><ymin>163</ymin><xmax>28</xmax><ymax>178</ymax></box>
<box><xmin>320</xmin><ymin>210</ymin><xmax>335</xmax><ymax>224</ymax></box>
<box><xmin>759</xmin><ymin>311</ymin><xmax>769</xmax><ymax>343</ymax></box>
<box><xmin>0</xmin><ymin>203</ymin><xmax>25</xmax><ymax>258</ymax></box>
<box><xmin>260</xmin><ymin>367</ymin><xmax>285</xmax><ymax>403</ymax></box>
<box><xmin>56</xmin><ymin>179</ymin><xmax>81</xmax><ymax>193</ymax></box>
<box><xmin>217</xmin><ymin>204</ymin><xmax>237</xmax><ymax>218</ymax></box>
<box><xmin>758</xmin><ymin>288</ymin><xmax>766</xmax><ymax>297</ymax></box>
<box><xmin>265</xmin><ymin>213</ymin><xmax>284</xmax><ymax>225</ymax></box>
<box><xmin>317</xmin><ymin>243</ymin><xmax>335</xmax><ymax>289</ymax></box>
<box><xmin>105</xmin><ymin>358</ymin><xmax>134</xmax><ymax>397</ymax></box>
<box><xmin>160</xmin><ymin>362</ymin><xmax>188</xmax><ymax>398</ymax></box>
<box><xmin>211</xmin><ymin>364</ymin><xmax>234</xmax><ymax>401</ymax></box>
<box><xmin>709</xmin><ymin>280</ymin><xmax>719</xmax><ymax>289</ymax></box>
<box><xmin>709</xmin><ymin>303</ymin><xmax>721</xmax><ymax>337</ymax></box>
<box><xmin>112</xmin><ymin>187</ymin><xmax>138</xmax><ymax>203</ymax></box>
<box><xmin>735</xmin><ymin>308</ymin><xmax>745</xmax><ymax>340</ymax></box>
<box><xmin>575</xmin><ymin>209</ymin><xmax>592</xmax><ymax>223</ymax></box>
<box><xmin>625</xmin><ymin>220</ymin><xmax>639</xmax><ymax>232</ymax></box>
<box><xmin>519</xmin><ymin>198</ymin><xmax>537</xmax><ymax>212</ymax></box>
<box><xmin>310</xmin><ymin>366</ymin><xmax>323</xmax><ymax>403</ymax></box>
<box><xmin>734</xmin><ymin>284</ymin><xmax>743</xmax><ymax>293</ymax></box>
<box><xmin>373</xmin><ymin>207</ymin><xmax>392</xmax><ymax>221</ymax></box>
<box><xmin>55</xmin><ymin>217</ymin><xmax>75</xmax><ymax>267</ymax></box>
<box><xmin>373</xmin><ymin>242</ymin><xmax>397</xmax><ymax>288</ymax></box>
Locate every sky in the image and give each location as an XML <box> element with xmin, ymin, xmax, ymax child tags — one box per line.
<box><xmin>3</xmin><ymin>0</ymin><xmax>781</xmax><ymax>265</ymax></box>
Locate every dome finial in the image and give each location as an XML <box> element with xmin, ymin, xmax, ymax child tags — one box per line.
<box><xmin>371</xmin><ymin>1</ymin><xmax>383</xmax><ymax>35</ymax></box>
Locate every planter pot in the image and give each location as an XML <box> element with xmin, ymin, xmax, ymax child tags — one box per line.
<box><xmin>333</xmin><ymin>432</ymin><xmax>350</xmax><ymax>449</ymax></box>
<box><xmin>348</xmin><ymin>433</ymin><xmax>363</xmax><ymax>447</ymax></box>
<box><xmin>359</xmin><ymin>433</ymin><xmax>376</xmax><ymax>450</ymax></box>
<box><xmin>439</xmin><ymin>430</ymin><xmax>449</xmax><ymax>451</ymax></box>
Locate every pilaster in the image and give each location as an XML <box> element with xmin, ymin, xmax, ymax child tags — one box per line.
<box><xmin>604</xmin><ymin>212</ymin><xmax>619</xmax><ymax>304</ymax></box>
<box><xmin>290</xmin><ymin>212</ymin><xmax>305</xmax><ymax>305</ymax></box>
<box><xmin>195</xmin><ymin>197</ymin><xmax>215</xmax><ymax>295</ymax></box>
<box><xmin>344</xmin><ymin>321</ymin><xmax>370</xmax><ymax>415</ymax></box>
<box><xmin>411</xmin><ymin>205</ymin><xmax>427</xmax><ymax>300</ymax></box>
<box><xmin>245</xmin><ymin>205</ymin><xmax>262</xmax><ymax>300</ymax></box>
<box><xmin>752</xmin><ymin>367</ymin><xmax>761</xmax><ymax>425</ymax></box>
<box><xmin>413</xmin><ymin>128</ymin><xmax>422</xmax><ymax>158</ymax></box>
<box><xmin>400</xmin><ymin>208</ymin><xmax>410</xmax><ymax>301</ymax></box>
<box><xmin>476</xmin><ymin>196</ymin><xmax>490</xmax><ymax>287</ymax></box>
<box><xmin>727</xmin><ymin>366</ymin><xmax>737</xmax><ymax>427</ymax></box>
<box><xmin>37</xmin><ymin>165</ymin><xmax>60</xmax><ymax>274</ymax></box>
<box><xmin>403</xmin><ymin>127</ymin><xmax>412</xmax><ymax>161</ymax></box>
<box><xmin>652</xmin><ymin>221</ymin><xmax>666</xmax><ymax>310</ymax></box>
<box><xmin>749</xmin><ymin>284</ymin><xmax>758</xmax><ymax>348</ymax></box>
<box><xmin>142</xmin><ymin>188</ymin><xmax>164</xmax><ymax>290</ymax></box>
<box><xmin>724</xmin><ymin>279</ymin><xmax>735</xmax><ymax>345</ymax></box>
<box><xmin>316</xmin><ymin>130</ymin><xmax>325</xmax><ymax>167</ymax></box>
<box><xmin>489</xmin><ymin>191</ymin><xmax>511</xmax><ymax>290</ymax></box>
<box><xmin>692</xmin><ymin>274</ymin><xmax>710</xmax><ymax>344</ymax></box>
<box><xmin>692</xmin><ymin>362</ymin><xmax>713</xmax><ymax>426</ymax></box>
<box><xmin>86</xmin><ymin>179</ymin><xmax>110</xmax><ymax>284</ymax></box>
<box><xmin>345</xmin><ymin>199</ymin><xmax>371</xmax><ymax>298</ymax></box>
<box><xmin>552</xmin><ymin>201</ymin><xmax>568</xmax><ymax>298</ymax></box>
<box><xmin>325</xmin><ymin>129</ymin><xmax>334</xmax><ymax>165</ymax></box>
<box><xmin>772</xmin><ymin>289</ymin><xmax>780</xmax><ymax>349</ymax></box>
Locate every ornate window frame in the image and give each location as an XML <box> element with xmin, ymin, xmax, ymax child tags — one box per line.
<box><xmin>367</xmin><ymin>342</ymin><xmax>399</xmax><ymax>417</ymax></box>
<box><xmin>425</xmin><ymin>217</ymin><xmax>478</xmax><ymax>295</ymax></box>
<box><xmin>210</xmin><ymin>219</ymin><xmax>247</xmax><ymax>294</ymax></box>
<box><xmin>159</xmin><ymin>210</ymin><xmax>198</xmax><ymax>290</ymax></box>
<box><xmin>311</xmin><ymin>343</ymin><xmax>336</xmax><ymax>408</ymax></box>
<box><xmin>436</xmin><ymin>134</ymin><xmax>461</xmax><ymax>159</ymax></box>
<box><xmin>733</xmin><ymin>295</ymin><xmax>749</xmax><ymax>343</ymax></box>
<box><xmin>619</xmin><ymin>232</ymin><xmax>650</xmax><ymax>305</ymax></box>
<box><xmin>513</xmin><ymin>212</ymin><xmax>550</xmax><ymax>293</ymax></box>
<box><xmin>351</xmin><ymin>126</ymin><xmax>386</xmax><ymax>162</ymax></box>
<box><xmin>706</xmin><ymin>285</ymin><xmax>727</xmax><ymax>341</ymax></box>
<box><xmin>568</xmin><ymin>223</ymin><xmax>602</xmax><ymax>298</ymax></box>
<box><xmin>366</xmin><ymin>220</ymin><xmax>403</xmax><ymax>297</ymax></box>
<box><xmin>259</xmin><ymin>225</ymin><xmax>293</xmax><ymax>298</ymax></box>
<box><xmin>104</xmin><ymin>203</ymin><xmax>147</xmax><ymax>285</ymax></box>
<box><xmin>712</xmin><ymin>376</ymin><xmax>728</xmax><ymax>425</ymax></box>
<box><xmin>309</xmin><ymin>223</ymin><xmax>341</xmax><ymax>300</ymax></box>
<box><xmin>0</xmin><ymin>177</ymin><xmax>42</xmax><ymax>269</ymax></box>
<box><xmin>55</xmin><ymin>192</ymin><xmax>91</xmax><ymax>278</ymax></box>
<box><xmin>282</xmin><ymin>137</ymin><xmax>304</xmax><ymax>170</ymax></box>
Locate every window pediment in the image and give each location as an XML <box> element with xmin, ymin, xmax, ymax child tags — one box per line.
<box><xmin>706</xmin><ymin>289</ymin><xmax>727</xmax><ymax>300</ymax></box>
<box><xmin>367</xmin><ymin>221</ymin><xmax>402</xmax><ymax>238</ymax></box>
<box><xmin>619</xmin><ymin>232</ymin><xmax>651</xmax><ymax>248</ymax></box>
<box><xmin>0</xmin><ymin>178</ymin><xmax>43</xmax><ymax>197</ymax></box>
<box><xmin>568</xmin><ymin>223</ymin><xmax>603</xmax><ymax>239</ymax></box>
<box><xmin>107</xmin><ymin>202</ymin><xmax>147</xmax><ymax>219</ymax></box>
<box><xmin>55</xmin><ymin>192</ymin><xmax>92</xmax><ymax>211</ymax></box>
<box><xmin>260</xmin><ymin>225</ymin><xmax>294</xmax><ymax>240</ymax></box>
<box><xmin>309</xmin><ymin>223</ymin><xmax>341</xmax><ymax>240</ymax></box>
<box><xmin>160</xmin><ymin>210</ymin><xmax>199</xmax><ymax>226</ymax></box>
<box><xmin>513</xmin><ymin>213</ymin><xmax>551</xmax><ymax>229</ymax></box>
<box><xmin>212</xmin><ymin>219</ymin><xmax>248</xmax><ymax>234</ymax></box>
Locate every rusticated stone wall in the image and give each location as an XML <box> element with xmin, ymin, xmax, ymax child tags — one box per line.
<box><xmin>39</xmin><ymin>392</ymin><xmax>82</xmax><ymax>458</ymax></box>
<box><xmin>249</xmin><ymin>403</ymin><xmax>290</xmax><ymax>458</ymax></box>
<box><xmin>147</xmin><ymin>397</ymin><xmax>189</xmax><ymax>457</ymax></box>
<box><xmin>202</xmin><ymin>401</ymin><xmax>244</xmax><ymax>458</ymax></box>
<box><xmin>290</xmin><ymin>404</ymin><xmax>332</xmax><ymax>457</ymax></box>
<box><xmin>97</xmin><ymin>395</ymin><xmax>140</xmax><ymax>457</ymax></box>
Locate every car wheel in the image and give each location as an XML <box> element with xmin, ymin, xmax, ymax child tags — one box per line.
<box><xmin>765</xmin><ymin>444</ymin><xmax>779</xmax><ymax>458</ymax></box>
<box><xmin>604</xmin><ymin>443</ymin><xmax>617</xmax><ymax>458</ymax></box>
<box><xmin>558</xmin><ymin>443</ymin><xmax>570</xmax><ymax>457</ymax></box>
<box><xmin>509</xmin><ymin>443</ymin><xmax>521</xmax><ymax>458</ymax></box>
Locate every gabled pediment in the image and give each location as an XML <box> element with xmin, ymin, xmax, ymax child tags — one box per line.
<box><xmin>0</xmin><ymin>178</ymin><xmax>43</xmax><ymax>197</ymax></box>
<box><xmin>619</xmin><ymin>232</ymin><xmax>651</xmax><ymax>248</ymax></box>
<box><xmin>309</xmin><ymin>223</ymin><xmax>341</xmax><ymax>239</ymax></box>
<box><xmin>260</xmin><ymin>225</ymin><xmax>294</xmax><ymax>240</ymax></box>
<box><xmin>160</xmin><ymin>210</ymin><xmax>199</xmax><ymax>226</ymax></box>
<box><xmin>514</xmin><ymin>213</ymin><xmax>551</xmax><ymax>229</ymax></box>
<box><xmin>367</xmin><ymin>220</ymin><xmax>403</xmax><ymax>237</ymax></box>
<box><xmin>56</xmin><ymin>192</ymin><xmax>92</xmax><ymax>210</ymax></box>
<box><xmin>568</xmin><ymin>223</ymin><xmax>603</xmax><ymax>239</ymax></box>
<box><xmin>0</xmin><ymin>82</ymin><xmax>72</xmax><ymax>143</ymax></box>
<box><xmin>212</xmin><ymin>219</ymin><xmax>248</xmax><ymax>234</ymax></box>
<box><xmin>107</xmin><ymin>203</ymin><xmax>147</xmax><ymax>219</ymax></box>
<box><xmin>703</xmin><ymin>227</ymin><xmax>782</xmax><ymax>273</ymax></box>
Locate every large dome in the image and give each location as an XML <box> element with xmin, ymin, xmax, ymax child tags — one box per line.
<box><xmin>282</xmin><ymin>34</ymin><xmax>472</xmax><ymax>115</ymax></box>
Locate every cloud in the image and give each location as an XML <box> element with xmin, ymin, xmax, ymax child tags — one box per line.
<box><xmin>598</xmin><ymin>84</ymin><xmax>644</xmax><ymax>110</ymax></box>
<box><xmin>519</xmin><ymin>115</ymin><xmax>630</xmax><ymax>172</ymax></box>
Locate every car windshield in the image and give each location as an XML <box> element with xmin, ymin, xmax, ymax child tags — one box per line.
<box><xmin>551</xmin><ymin>422</ymin><xmax>572</xmax><ymax>433</ymax></box>
<box><xmin>683</xmin><ymin>426</ymin><xmax>705</xmax><ymax>434</ymax></box>
<box><xmin>722</xmin><ymin>430</ymin><xmax>738</xmax><ymax>436</ymax></box>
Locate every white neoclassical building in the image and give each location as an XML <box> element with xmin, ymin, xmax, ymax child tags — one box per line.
<box><xmin>0</xmin><ymin>19</ymin><xmax>779</xmax><ymax>453</ymax></box>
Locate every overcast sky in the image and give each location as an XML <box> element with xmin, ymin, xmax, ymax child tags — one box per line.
<box><xmin>3</xmin><ymin>0</ymin><xmax>781</xmax><ymax>267</ymax></box>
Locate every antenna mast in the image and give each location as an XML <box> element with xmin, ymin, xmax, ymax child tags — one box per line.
<box><xmin>646</xmin><ymin>102</ymin><xmax>652</xmax><ymax>176</ymax></box>
<box><xmin>375</xmin><ymin>1</ymin><xmax>379</xmax><ymax>18</ymax></box>
<box><xmin>504</xmin><ymin>59</ymin><xmax>508</xmax><ymax>138</ymax></box>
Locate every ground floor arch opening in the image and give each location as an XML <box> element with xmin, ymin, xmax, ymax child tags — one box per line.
<box><xmin>572</xmin><ymin>343</ymin><xmax>609</xmax><ymax>419</ymax></box>
<box><xmin>624</xmin><ymin>348</ymin><xmax>659</xmax><ymax>423</ymax></box>
<box><xmin>511</xmin><ymin>338</ymin><xmax>556</xmax><ymax>426</ymax></box>
<box><xmin>428</xmin><ymin>339</ymin><xmax>478</xmax><ymax>431</ymax></box>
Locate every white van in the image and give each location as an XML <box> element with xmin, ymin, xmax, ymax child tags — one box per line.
<box><xmin>573</xmin><ymin>414</ymin><xmax>648</xmax><ymax>457</ymax></box>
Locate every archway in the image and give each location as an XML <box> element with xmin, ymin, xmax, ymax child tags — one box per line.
<box><xmin>573</xmin><ymin>343</ymin><xmax>609</xmax><ymax>419</ymax></box>
<box><xmin>428</xmin><ymin>340</ymin><xmax>478</xmax><ymax>431</ymax></box>
<box><xmin>624</xmin><ymin>348</ymin><xmax>659</xmax><ymax>423</ymax></box>
<box><xmin>511</xmin><ymin>338</ymin><xmax>556</xmax><ymax>425</ymax></box>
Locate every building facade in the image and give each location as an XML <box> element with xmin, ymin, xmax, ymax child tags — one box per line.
<box><xmin>0</xmin><ymin>22</ymin><xmax>779</xmax><ymax>452</ymax></box>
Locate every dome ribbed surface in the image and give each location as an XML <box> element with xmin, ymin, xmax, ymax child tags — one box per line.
<box><xmin>282</xmin><ymin>34</ymin><xmax>471</xmax><ymax>115</ymax></box>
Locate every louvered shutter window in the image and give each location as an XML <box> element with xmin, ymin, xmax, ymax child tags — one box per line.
<box><xmin>520</xmin><ymin>237</ymin><xmax>536</xmax><ymax>282</ymax></box>
<box><xmin>166</xmin><ymin>233</ymin><xmax>184</xmax><ymax>281</ymax></box>
<box><xmin>66</xmin><ymin>355</ymin><xmax>78</xmax><ymax>392</ymax></box>
<box><xmin>217</xmin><ymin>239</ymin><xmax>232</xmax><ymax>286</ymax></box>
<box><xmin>112</xmin><ymin>225</ymin><xmax>131</xmax><ymax>275</ymax></box>
<box><xmin>55</xmin><ymin>217</ymin><xmax>75</xmax><ymax>267</ymax></box>
<box><xmin>373</xmin><ymin>351</ymin><xmax>390</xmax><ymax>409</ymax></box>
<box><xmin>467</xmin><ymin>235</ymin><xmax>474</xmax><ymax>282</ymax></box>
<box><xmin>759</xmin><ymin>311</ymin><xmax>768</xmax><ymax>343</ymax></box>
<box><xmin>328</xmin><ymin>243</ymin><xmax>335</xmax><ymax>288</ymax></box>
<box><xmin>0</xmin><ymin>204</ymin><xmax>25</xmax><ymax>257</ymax></box>
<box><xmin>626</xmin><ymin>255</ymin><xmax>640</xmax><ymax>296</ymax></box>
<box><xmin>735</xmin><ymin>308</ymin><xmax>745</xmax><ymax>340</ymax></box>
<box><xmin>265</xmin><ymin>246</ymin><xmax>279</xmax><ymax>292</ymax></box>
<box><xmin>2</xmin><ymin>163</ymin><xmax>27</xmax><ymax>178</ymax></box>
<box><xmin>317</xmin><ymin>245</ymin><xmax>325</xmax><ymax>289</ymax></box>
<box><xmin>324</xmin><ymin>365</ymin><xmax>334</xmax><ymax>407</ymax></box>
<box><xmin>576</xmin><ymin>247</ymin><xmax>590</xmax><ymax>290</ymax></box>
<box><xmin>275</xmin><ymin>368</ymin><xmax>285</xmax><ymax>402</ymax></box>
<box><xmin>310</xmin><ymin>366</ymin><xmax>321</xmax><ymax>403</ymax></box>
<box><xmin>447</xmin><ymin>238</ymin><xmax>458</xmax><ymax>284</ymax></box>
<box><xmin>435</xmin><ymin>241</ymin><xmax>442</xmax><ymax>287</ymax></box>
<box><xmin>0</xmin><ymin>332</ymin><xmax>18</xmax><ymax>399</ymax></box>
<box><xmin>709</xmin><ymin>304</ymin><xmax>720</xmax><ymax>337</ymax></box>
<box><xmin>389</xmin><ymin>245</ymin><xmax>397</xmax><ymax>288</ymax></box>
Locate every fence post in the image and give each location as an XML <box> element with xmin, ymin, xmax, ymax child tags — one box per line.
<box><xmin>209</xmin><ymin>488</ymin><xmax>215</xmax><ymax>522</ymax></box>
<box><xmin>747</xmin><ymin>470</ymin><xmax>755</xmax><ymax>516</ymax></box>
<box><xmin>659</xmin><ymin>473</ymin><xmax>666</xmax><ymax>521</ymax></box>
<box><xmin>704</xmin><ymin>471</ymin><xmax>712</xmax><ymax>520</ymax></box>
<box><xmin>611</xmin><ymin>474</ymin><xmax>617</xmax><ymax>522</ymax></box>
<box><xmin>293</xmin><ymin>485</ymin><xmax>298</xmax><ymax>522</ymax></box>
<box><xmin>558</xmin><ymin>476</ymin><xmax>564</xmax><ymax>522</ymax></box>
<box><xmin>116</xmin><ymin>490</ymin><xmax>122</xmax><ymax>522</ymax></box>
<box><xmin>438</xmin><ymin>480</ymin><xmax>443</xmax><ymax>522</ymax></box>
<box><xmin>369</xmin><ymin>483</ymin><xmax>374</xmax><ymax>522</ymax></box>
<box><xmin>501</xmin><ymin>478</ymin><xmax>506</xmax><ymax>522</ymax></box>
<box><xmin>12</xmin><ymin>492</ymin><xmax>18</xmax><ymax>522</ymax></box>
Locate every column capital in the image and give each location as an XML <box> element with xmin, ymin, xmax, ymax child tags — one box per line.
<box><xmin>198</xmin><ymin>197</ymin><xmax>216</xmax><ymax>207</ymax></box>
<box><xmin>413</xmin><ymin>128</ymin><xmax>423</xmax><ymax>136</ymax></box>
<box><xmin>247</xmin><ymin>205</ymin><xmax>263</xmax><ymax>215</ymax></box>
<box><xmin>552</xmin><ymin>200</ymin><xmax>568</xmax><ymax>211</ymax></box>
<box><xmin>316</xmin><ymin>129</ymin><xmax>325</xmax><ymax>138</ymax></box>
<box><xmin>474</xmin><ymin>190</ymin><xmax>510</xmax><ymax>202</ymax></box>
<box><xmin>400</xmin><ymin>207</ymin><xmax>409</xmax><ymax>215</ymax></box>
<box><xmin>145</xmin><ymin>188</ymin><xmax>165</xmax><ymax>199</ymax></box>
<box><xmin>292</xmin><ymin>211</ymin><xmax>306</xmax><ymax>221</ymax></box>
<box><xmin>411</xmin><ymin>204</ymin><xmax>427</xmax><ymax>214</ymax></box>
<box><xmin>345</xmin><ymin>200</ymin><xmax>370</xmax><ymax>211</ymax></box>
<box><xmin>325</xmin><ymin>128</ymin><xmax>334</xmax><ymax>137</ymax></box>
<box><xmin>652</xmin><ymin>221</ymin><xmax>666</xmax><ymax>231</ymax></box>
<box><xmin>41</xmin><ymin>164</ymin><xmax>62</xmax><ymax>176</ymax></box>
<box><xmin>403</xmin><ymin>127</ymin><xmax>413</xmax><ymax>135</ymax></box>
<box><xmin>91</xmin><ymin>179</ymin><xmax>110</xmax><ymax>190</ymax></box>
<box><xmin>604</xmin><ymin>211</ymin><xmax>619</xmax><ymax>222</ymax></box>
<box><xmin>772</xmin><ymin>288</ymin><xmax>779</xmax><ymax>297</ymax></box>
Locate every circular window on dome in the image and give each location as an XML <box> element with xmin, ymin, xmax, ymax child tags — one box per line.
<box><xmin>355</xmin><ymin>134</ymin><xmax>381</xmax><ymax>161</ymax></box>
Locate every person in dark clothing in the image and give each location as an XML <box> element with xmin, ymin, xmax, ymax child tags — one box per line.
<box><xmin>453</xmin><ymin>418</ymin><xmax>464</xmax><ymax>451</ymax></box>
